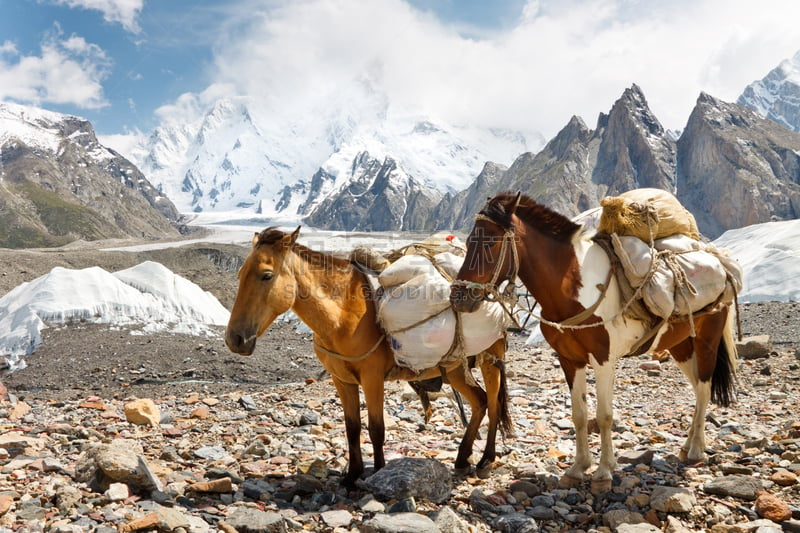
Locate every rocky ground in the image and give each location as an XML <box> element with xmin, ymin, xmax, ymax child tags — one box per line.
<box><xmin>0</xmin><ymin>240</ymin><xmax>799</xmax><ymax>532</ymax></box>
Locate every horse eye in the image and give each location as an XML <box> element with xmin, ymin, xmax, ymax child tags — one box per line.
<box><xmin>261</xmin><ymin>271</ymin><xmax>274</xmax><ymax>282</ymax></box>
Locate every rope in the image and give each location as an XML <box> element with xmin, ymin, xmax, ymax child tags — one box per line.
<box><xmin>313</xmin><ymin>334</ymin><xmax>386</xmax><ymax>362</ymax></box>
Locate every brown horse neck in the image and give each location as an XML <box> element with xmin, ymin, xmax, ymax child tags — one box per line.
<box><xmin>515</xmin><ymin>220</ymin><xmax>585</xmax><ymax>322</ymax></box>
<box><xmin>287</xmin><ymin>250</ymin><xmax>377</xmax><ymax>348</ymax></box>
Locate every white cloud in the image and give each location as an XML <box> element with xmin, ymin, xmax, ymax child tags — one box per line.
<box><xmin>201</xmin><ymin>0</ymin><xmax>800</xmax><ymax>138</ymax></box>
<box><xmin>0</xmin><ymin>29</ymin><xmax>111</xmax><ymax>109</ymax></box>
<box><xmin>48</xmin><ymin>0</ymin><xmax>144</xmax><ymax>33</ymax></box>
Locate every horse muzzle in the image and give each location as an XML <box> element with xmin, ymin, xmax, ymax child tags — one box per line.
<box><xmin>225</xmin><ymin>328</ymin><xmax>257</xmax><ymax>355</ymax></box>
<box><xmin>450</xmin><ymin>282</ymin><xmax>485</xmax><ymax>313</ymax></box>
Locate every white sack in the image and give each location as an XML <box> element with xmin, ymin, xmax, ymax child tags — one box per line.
<box><xmin>433</xmin><ymin>252</ymin><xmax>462</xmax><ymax>279</ymax></box>
<box><xmin>612</xmin><ymin>235</ymin><xmax>653</xmax><ymax>287</ymax></box>
<box><xmin>672</xmin><ymin>251</ymin><xmax>729</xmax><ymax>316</ymax></box>
<box><xmin>654</xmin><ymin>234</ymin><xmax>703</xmax><ymax>253</ymax></box>
<box><xmin>379</xmin><ymin>255</ymin><xmax>439</xmax><ymax>288</ymax></box>
<box><xmin>390</xmin><ymin>311</ymin><xmax>457</xmax><ymax>372</ymax></box>
<box><xmin>611</xmin><ymin>233</ymin><xmax>741</xmax><ymax>320</ymax></box>
<box><xmin>378</xmin><ymin>274</ymin><xmax>452</xmax><ymax>333</ymax></box>
<box><xmin>461</xmin><ymin>301</ymin><xmax>508</xmax><ymax>355</ymax></box>
<box><xmin>378</xmin><ymin>250</ymin><xmax>508</xmax><ymax>372</ymax></box>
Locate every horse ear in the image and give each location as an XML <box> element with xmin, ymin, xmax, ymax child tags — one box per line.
<box><xmin>251</xmin><ymin>231</ymin><xmax>260</xmax><ymax>248</ymax></box>
<box><xmin>283</xmin><ymin>226</ymin><xmax>301</xmax><ymax>247</ymax></box>
<box><xmin>510</xmin><ymin>191</ymin><xmax>522</xmax><ymax>215</ymax></box>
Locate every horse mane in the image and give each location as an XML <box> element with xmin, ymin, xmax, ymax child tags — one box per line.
<box><xmin>256</xmin><ymin>226</ymin><xmax>352</xmax><ymax>271</ymax></box>
<box><xmin>485</xmin><ymin>192</ymin><xmax>582</xmax><ymax>243</ymax></box>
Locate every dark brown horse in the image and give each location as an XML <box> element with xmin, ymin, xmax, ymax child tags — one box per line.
<box><xmin>451</xmin><ymin>192</ymin><xmax>737</xmax><ymax>493</ymax></box>
<box><xmin>226</xmin><ymin>226</ymin><xmax>512</xmax><ymax>486</ymax></box>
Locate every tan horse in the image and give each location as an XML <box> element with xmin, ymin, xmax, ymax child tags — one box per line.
<box><xmin>225</xmin><ymin>226</ymin><xmax>512</xmax><ymax>486</ymax></box>
<box><xmin>451</xmin><ymin>192</ymin><xmax>738</xmax><ymax>493</ymax></box>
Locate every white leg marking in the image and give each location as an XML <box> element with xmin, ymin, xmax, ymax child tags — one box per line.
<box><xmin>565</xmin><ymin>366</ymin><xmax>591</xmax><ymax>480</ymax></box>
<box><xmin>675</xmin><ymin>354</ymin><xmax>709</xmax><ymax>461</ymax></box>
<box><xmin>591</xmin><ymin>357</ymin><xmax>617</xmax><ymax>484</ymax></box>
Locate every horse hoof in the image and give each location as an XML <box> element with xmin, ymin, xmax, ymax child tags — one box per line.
<box><xmin>453</xmin><ymin>465</ymin><xmax>471</xmax><ymax>477</ymax></box>
<box><xmin>475</xmin><ymin>464</ymin><xmax>493</xmax><ymax>479</ymax></box>
<box><xmin>590</xmin><ymin>478</ymin><xmax>612</xmax><ymax>494</ymax></box>
<box><xmin>678</xmin><ymin>449</ymin><xmax>705</xmax><ymax>465</ymax></box>
<box><xmin>558</xmin><ymin>474</ymin><xmax>583</xmax><ymax>488</ymax></box>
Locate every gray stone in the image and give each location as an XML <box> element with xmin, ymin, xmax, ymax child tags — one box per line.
<box><xmin>529</xmin><ymin>505</ymin><xmax>556</xmax><ymax>520</ymax></box>
<box><xmin>509</xmin><ymin>479</ymin><xmax>541</xmax><ymax>497</ymax></box>
<box><xmin>74</xmin><ymin>440</ymin><xmax>161</xmax><ymax>493</ymax></box>
<box><xmin>493</xmin><ymin>512</ymin><xmax>539</xmax><ymax>533</ymax></box>
<box><xmin>617</xmin><ymin>524</ymin><xmax>661</xmax><ymax>533</ymax></box>
<box><xmin>649</xmin><ymin>486</ymin><xmax>696</xmax><ymax>512</ymax></box>
<box><xmin>737</xmin><ymin>335</ymin><xmax>773</xmax><ymax>360</ymax></box>
<box><xmin>239</xmin><ymin>395</ymin><xmax>258</xmax><ymax>410</ymax></box>
<box><xmin>55</xmin><ymin>485</ymin><xmax>83</xmax><ymax>514</ymax></box>
<box><xmin>193</xmin><ymin>445</ymin><xmax>228</xmax><ymax>461</ymax></box>
<box><xmin>702</xmin><ymin>475</ymin><xmax>763</xmax><ymax>501</ymax></box>
<box><xmin>603</xmin><ymin>509</ymin><xmax>646</xmax><ymax>530</ymax></box>
<box><xmin>361</xmin><ymin>512</ymin><xmax>439</xmax><ymax>533</ymax></box>
<box><xmin>363</xmin><ymin>458</ymin><xmax>452</xmax><ymax>504</ymax></box>
<box><xmin>225</xmin><ymin>507</ymin><xmax>286</xmax><ymax>533</ymax></box>
<box><xmin>320</xmin><ymin>509</ymin><xmax>353</xmax><ymax>528</ymax></box>
<box><xmin>618</xmin><ymin>449</ymin><xmax>655</xmax><ymax>465</ymax></box>
<box><xmin>430</xmin><ymin>506</ymin><xmax>472</xmax><ymax>533</ymax></box>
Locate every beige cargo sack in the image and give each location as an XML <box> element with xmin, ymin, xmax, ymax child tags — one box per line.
<box><xmin>599</xmin><ymin>188</ymin><xmax>700</xmax><ymax>241</ymax></box>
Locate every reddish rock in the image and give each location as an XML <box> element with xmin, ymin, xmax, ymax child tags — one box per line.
<box><xmin>755</xmin><ymin>491</ymin><xmax>791</xmax><ymax>522</ymax></box>
<box><xmin>0</xmin><ymin>494</ymin><xmax>14</xmax><ymax>515</ymax></box>
<box><xmin>770</xmin><ymin>470</ymin><xmax>798</xmax><ymax>486</ymax></box>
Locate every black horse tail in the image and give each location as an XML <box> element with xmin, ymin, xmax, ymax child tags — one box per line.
<box><xmin>711</xmin><ymin>307</ymin><xmax>738</xmax><ymax>407</ymax></box>
<box><xmin>496</xmin><ymin>359</ymin><xmax>513</xmax><ymax>437</ymax></box>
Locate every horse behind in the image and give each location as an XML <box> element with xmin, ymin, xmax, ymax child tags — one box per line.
<box><xmin>225</xmin><ymin>226</ymin><xmax>512</xmax><ymax>486</ymax></box>
<box><xmin>451</xmin><ymin>192</ymin><xmax>738</xmax><ymax>493</ymax></box>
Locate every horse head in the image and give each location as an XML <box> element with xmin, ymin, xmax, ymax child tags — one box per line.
<box><xmin>450</xmin><ymin>192</ymin><xmax>521</xmax><ymax>313</ymax></box>
<box><xmin>225</xmin><ymin>226</ymin><xmax>300</xmax><ymax>355</ymax></box>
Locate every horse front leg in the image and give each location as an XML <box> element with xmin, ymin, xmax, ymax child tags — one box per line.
<box><xmin>361</xmin><ymin>378</ymin><xmax>386</xmax><ymax>474</ymax></box>
<box><xmin>590</xmin><ymin>359</ymin><xmax>617</xmax><ymax>494</ymax></box>
<box><xmin>332</xmin><ymin>377</ymin><xmax>364</xmax><ymax>487</ymax></box>
<box><xmin>560</xmin><ymin>365</ymin><xmax>592</xmax><ymax>487</ymax></box>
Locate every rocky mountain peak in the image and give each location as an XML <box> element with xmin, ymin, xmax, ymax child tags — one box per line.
<box><xmin>592</xmin><ymin>84</ymin><xmax>675</xmax><ymax>193</ymax></box>
<box><xmin>738</xmin><ymin>50</ymin><xmax>800</xmax><ymax>133</ymax></box>
<box><xmin>0</xmin><ymin>101</ymin><xmax>180</xmax><ymax>248</ymax></box>
<box><xmin>677</xmin><ymin>93</ymin><xmax>800</xmax><ymax>238</ymax></box>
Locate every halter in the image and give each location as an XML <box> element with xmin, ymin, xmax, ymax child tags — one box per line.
<box><xmin>451</xmin><ymin>211</ymin><xmax>521</xmax><ymax>327</ymax></box>
<box><xmin>456</xmin><ymin>206</ymin><xmax>615</xmax><ymax>334</ymax></box>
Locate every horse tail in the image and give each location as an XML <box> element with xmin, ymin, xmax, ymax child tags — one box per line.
<box><xmin>496</xmin><ymin>359</ymin><xmax>514</xmax><ymax>437</ymax></box>
<box><xmin>711</xmin><ymin>306</ymin><xmax>738</xmax><ymax>407</ymax></box>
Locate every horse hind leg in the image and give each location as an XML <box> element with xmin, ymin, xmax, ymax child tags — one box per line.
<box><xmin>474</xmin><ymin>341</ymin><xmax>512</xmax><ymax>478</ymax></box>
<box><xmin>446</xmin><ymin>364</ymin><xmax>488</xmax><ymax>476</ymax></box>
<box><xmin>673</xmin><ymin>345</ymin><xmax>711</xmax><ymax>463</ymax></box>
<box><xmin>672</xmin><ymin>311</ymin><xmax>734</xmax><ymax>464</ymax></box>
<box><xmin>671</xmin><ymin>333</ymin><xmax>715</xmax><ymax>463</ymax></box>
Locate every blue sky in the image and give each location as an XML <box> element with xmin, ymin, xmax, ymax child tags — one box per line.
<box><xmin>3</xmin><ymin>0</ymin><xmax>800</xmax><ymax>141</ymax></box>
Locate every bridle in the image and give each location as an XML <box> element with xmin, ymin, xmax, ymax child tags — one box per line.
<box><xmin>451</xmin><ymin>209</ymin><xmax>521</xmax><ymax>325</ymax></box>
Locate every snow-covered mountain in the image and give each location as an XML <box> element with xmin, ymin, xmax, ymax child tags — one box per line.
<box><xmin>0</xmin><ymin>101</ymin><xmax>179</xmax><ymax>248</ymax></box>
<box><xmin>738</xmin><ymin>49</ymin><xmax>800</xmax><ymax>132</ymax></box>
<box><xmin>125</xmin><ymin>78</ymin><xmax>543</xmax><ymax>222</ymax></box>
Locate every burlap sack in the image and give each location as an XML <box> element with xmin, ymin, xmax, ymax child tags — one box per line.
<box><xmin>599</xmin><ymin>188</ymin><xmax>700</xmax><ymax>241</ymax></box>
